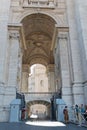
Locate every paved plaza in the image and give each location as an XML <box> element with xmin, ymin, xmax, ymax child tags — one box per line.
<box><xmin>0</xmin><ymin>121</ymin><xmax>86</xmax><ymax>130</ymax></box>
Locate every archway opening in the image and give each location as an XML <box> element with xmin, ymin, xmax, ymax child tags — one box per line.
<box><xmin>21</xmin><ymin>13</ymin><xmax>58</xmax><ymax>93</ymax></box>
<box><xmin>20</xmin><ymin>13</ymin><xmax>59</xmax><ymax>121</ymax></box>
<box><xmin>27</xmin><ymin>100</ymin><xmax>51</xmax><ymax>120</ymax></box>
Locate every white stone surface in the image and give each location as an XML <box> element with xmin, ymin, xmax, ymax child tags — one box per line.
<box><xmin>0</xmin><ymin>0</ymin><xmax>87</xmax><ymax>122</ymax></box>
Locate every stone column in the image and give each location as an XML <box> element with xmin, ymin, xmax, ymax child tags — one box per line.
<box><xmin>66</xmin><ymin>0</ymin><xmax>84</xmax><ymax>105</ymax></box>
<box><xmin>58</xmin><ymin>30</ymin><xmax>72</xmax><ymax>105</ymax></box>
<box><xmin>8</xmin><ymin>29</ymin><xmax>20</xmax><ymax>89</ymax></box>
<box><xmin>74</xmin><ymin>0</ymin><xmax>87</xmax><ymax>105</ymax></box>
<box><xmin>21</xmin><ymin>64</ymin><xmax>29</xmax><ymax>93</ymax></box>
<box><xmin>7</xmin><ymin>24</ymin><xmax>25</xmax><ymax>93</ymax></box>
<box><xmin>0</xmin><ymin>0</ymin><xmax>11</xmax><ymax>85</ymax></box>
<box><xmin>47</xmin><ymin>64</ymin><xmax>56</xmax><ymax>92</ymax></box>
<box><xmin>0</xmin><ymin>25</ymin><xmax>22</xmax><ymax>122</ymax></box>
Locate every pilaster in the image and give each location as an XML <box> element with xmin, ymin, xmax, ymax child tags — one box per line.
<box><xmin>74</xmin><ymin>0</ymin><xmax>87</xmax><ymax>105</ymax></box>
<box><xmin>66</xmin><ymin>0</ymin><xmax>84</xmax><ymax>105</ymax></box>
<box><xmin>58</xmin><ymin>29</ymin><xmax>72</xmax><ymax>105</ymax></box>
<box><xmin>8</xmin><ymin>29</ymin><xmax>20</xmax><ymax>88</ymax></box>
<box><xmin>0</xmin><ymin>0</ymin><xmax>11</xmax><ymax>84</ymax></box>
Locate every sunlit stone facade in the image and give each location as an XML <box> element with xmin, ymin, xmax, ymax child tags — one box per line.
<box><xmin>0</xmin><ymin>0</ymin><xmax>87</xmax><ymax>122</ymax></box>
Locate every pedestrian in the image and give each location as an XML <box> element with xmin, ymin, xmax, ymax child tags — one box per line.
<box><xmin>81</xmin><ymin>104</ymin><xmax>85</xmax><ymax>114</ymax></box>
<box><xmin>78</xmin><ymin>105</ymin><xmax>82</xmax><ymax>126</ymax></box>
<box><xmin>75</xmin><ymin>104</ymin><xmax>79</xmax><ymax>122</ymax></box>
<box><xmin>63</xmin><ymin>106</ymin><xmax>69</xmax><ymax>123</ymax></box>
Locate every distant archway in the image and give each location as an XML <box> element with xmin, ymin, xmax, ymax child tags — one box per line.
<box><xmin>27</xmin><ymin>100</ymin><xmax>51</xmax><ymax>120</ymax></box>
<box><xmin>29</xmin><ymin>64</ymin><xmax>48</xmax><ymax>92</ymax></box>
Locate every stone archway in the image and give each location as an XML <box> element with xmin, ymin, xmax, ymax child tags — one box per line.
<box><xmin>8</xmin><ymin>12</ymin><xmax>73</xmax><ymax>107</ymax></box>
<box><xmin>27</xmin><ymin>100</ymin><xmax>51</xmax><ymax>120</ymax></box>
<box><xmin>20</xmin><ymin>13</ymin><xmax>57</xmax><ymax>93</ymax></box>
<box><xmin>21</xmin><ymin>13</ymin><xmax>56</xmax><ymax>65</ymax></box>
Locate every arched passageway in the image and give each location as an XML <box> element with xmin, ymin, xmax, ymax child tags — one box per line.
<box><xmin>20</xmin><ymin>13</ymin><xmax>58</xmax><ymax>121</ymax></box>
<box><xmin>27</xmin><ymin>100</ymin><xmax>51</xmax><ymax>120</ymax></box>
<box><xmin>1</xmin><ymin>0</ymin><xmax>86</xmax><ymax>123</ymax></box>
<box><xmin>21</xmin><ymin>13</ymin><xmax>58</xmax><ymax>94</ymax></box>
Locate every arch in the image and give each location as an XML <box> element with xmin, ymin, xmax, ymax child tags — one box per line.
<box><xmin>28</xmin><ymin>57</ymin><xmax>49</xmax><ymax>67</ymax></box>
<box><xmin>15</xmin><ymin>10</ymin><xmax>60</xmax><ymax>25</ymax></box>
<box><xmin>21</xmin><ymin>12</ymin><xmax>56</xmax><ymax>65</ymax></box>
<box><xmin>27</xmin><ymin>100</ymin><xmax>50</xmax><ymax>107</ymax></box>
<box><xmin>27</xmin><ymin>100</ymin><xmax>51</xmax><ymax>120</ymax></box>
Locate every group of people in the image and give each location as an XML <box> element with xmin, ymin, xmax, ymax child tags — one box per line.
<box><xmin>63</xmin><ymin>104</ymin><xmax>87</xmax><ymax>126</ymax></box>
<box><xmin>75</xmin><ymin>104</ymin><xmax>87</xmax><ymax>126</ymax></box>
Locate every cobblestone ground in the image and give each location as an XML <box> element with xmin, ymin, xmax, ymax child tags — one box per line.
<box><xmin>0</xmin><ymin>121</ymin><xmax>86</xmax><ymax>130</ymax></box>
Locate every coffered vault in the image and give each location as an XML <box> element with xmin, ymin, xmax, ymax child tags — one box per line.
<box><xmin>21</xmin><ymin>13</ymin><xmax>56</xmax><ymax>66</ymax></box>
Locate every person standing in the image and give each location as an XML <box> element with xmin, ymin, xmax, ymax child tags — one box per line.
<box><xmin>78</xmin><ymin>105</ymin><xmax>82</xmax><ymax>126</ymax></box>
<box><xmin>75</xmin><ymin>104</ymin><xmax>79</xmax><ymax>122</ymax></box>
<box><xmin>81</xmin><ymin>104</ymin><xmax>85</xmax><ymax>114</ymax></box>
<box><xmin>63</xmin><ymin>106</ymin><xmax>69</xmax><ymax>123</ymax></box>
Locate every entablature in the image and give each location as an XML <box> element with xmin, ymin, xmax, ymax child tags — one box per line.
<box><xmin>23</xmin><ymin>0</ymin><xmax>56</xmax><ymax>9</ymax></box>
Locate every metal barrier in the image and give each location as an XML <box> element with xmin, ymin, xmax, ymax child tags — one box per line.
<box><xmin>68</xmin><ymin>106</ymin><xmax>87</xmax><ymax>126</ymax></box>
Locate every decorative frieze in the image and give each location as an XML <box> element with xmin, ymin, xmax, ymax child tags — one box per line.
<box><xmin>22</xmin><ymin>0</ymin><xmax>56</xmax><ymax>8</ymax></box>
<box><xmin>10</xmin><ymin>0</ymin><xmax>66</xmax><ymax>9</ymax></box>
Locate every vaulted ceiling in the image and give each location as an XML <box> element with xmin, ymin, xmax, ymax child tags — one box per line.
<box><xmin>21</xmin><ymin>13</ymin><xmax>56</xmax><ymax>66</ymax></box>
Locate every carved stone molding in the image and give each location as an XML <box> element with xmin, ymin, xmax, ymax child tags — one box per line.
<box><xmin>22</xmin><ymin>0</ymin><xmax>56</xmax><ymax>9</ymax></box>
<box><xmin>8</xmin><ymin>24</ymin><xmax>26</xmax><ymax>50</ymax></box>
<box><xmin>9</xmin><ymin>32</ymin><xmax>20</xmax><ymax>40</ymax></box>
<box><xmin>58</xmin><ymin>32</ymin><xmax>68</xmax><ymax>40</ymax></box>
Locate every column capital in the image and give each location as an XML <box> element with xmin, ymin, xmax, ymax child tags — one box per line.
<box><xmin>8</xmin><ymin>24</ymin><xmax>21</xmax><ymax>39</ymax></box>
<box><xmin>8</xmin><ymin>24</ymin><xmax>26</xmax><ymax>49</ymax></box>
<box><xmin>58</xmin><ymin>32</ymin><xmax>68</xmax><ymax>40</ymax></box>
<box><xmin>51</xmin><ymin>26</ymin><xmax>69</xmax><ymax>50</ymax></box>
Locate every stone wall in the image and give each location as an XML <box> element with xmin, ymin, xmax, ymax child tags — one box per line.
<box><xmin>74</xmin><ymin>0</ymin><xmax>87</xmax><ymax>104</ymax></box>
<box><xmin>0</xmin><ymin>0</ymin><xmax>87</xmax><ymax>122</ymax></box>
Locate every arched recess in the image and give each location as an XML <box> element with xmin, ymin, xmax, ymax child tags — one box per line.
<box><xmin>20</xmin><ymin>12</ymin><xmax>57</xmax><ymax>100</ymax></box>
<box><xmin>21</xmin><ymin>13</ymin><xmax>57</xmax><ymax>66</ymax></box>
<box><xmin>16</xmin><ymin>11</ymin><xmax>59</xmax><ymax>25</ymax></box>
<box><xmin>27</xmin><ymin>100</ymin><xmax>51</xmax><ymax>120</ymax></box>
